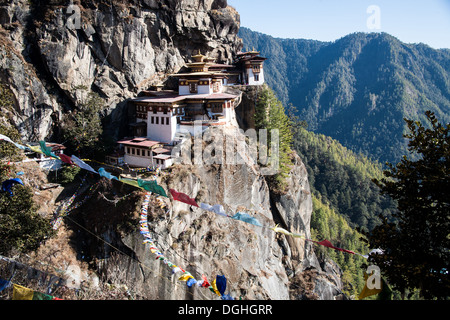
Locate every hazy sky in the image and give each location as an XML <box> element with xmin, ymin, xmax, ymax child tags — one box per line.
<box><xmin>228</xmin><ymin>0</ymin><xmax>450</xmax><ymax>49</ymax></box>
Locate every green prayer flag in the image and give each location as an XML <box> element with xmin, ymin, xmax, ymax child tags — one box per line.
<box><xmin>39</xmin><ymin>141</ymin><xmax>59</xmax><ymax>159</ymax></box>
<box><xmin>138</xmin><ymin>179</ymin><xmax>168</xmax><ymax>198</ymax></box>
<box><xmin>32</xmin><ymin>291</ymin><xmax>53</xmax><ymax>300</ymax></box>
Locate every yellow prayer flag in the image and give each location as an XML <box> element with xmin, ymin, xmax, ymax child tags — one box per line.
<box><xmin>291</xmin><ymin>232</ymin><xmax>307</xmax><ymax>240</ymax></box>
<box><xmin>211</xmin><ymin>279</ymin><xmax>221</xmax><ymax>296</ymax></box>
<box><xmin>272</xmin><ymin>225</ymin><xmax>293</xmax><ymax>237</ymax></box>
<box><xmin>12</xmin><ymin>284</ymin><xmax>34</xmax><ymax>300</ymax></box>
<box><xmin>178</xmin><ymin>274</ymin><xmax>194</xmax><ymax>282</ymax></box>
<box><xmin>26</xmin><ymin>145</ymin><xmax>43</xmax><ymax>154</ymax></box>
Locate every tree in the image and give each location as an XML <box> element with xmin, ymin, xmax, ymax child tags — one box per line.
<box><xmin>0</xmin><ymin>164</ymin><xmax>54</xmax><ymax>255</ymax></box>
<box><xmin>0</xmin><ymin>83</ymin><xmax>21</xmax><ymax>161</ymax></box>
<box><xmin>255</xmin><ymin>85</ymin><xmax>294</xmax><ymax>190</ymax></box>
<box><xmin>368</xmin><ymin>111</ymin><xmax>449</xmax><ymax>299</ymax></box>
<box><xmin>62</xmin><ymin>90</ymin><xmax>104</xmax><ymax>158</ymax></box>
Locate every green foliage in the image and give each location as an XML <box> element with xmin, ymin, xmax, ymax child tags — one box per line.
<box><xmin>0</xmin><ymin>84</ymin><xmax>22</xmax><ymax>161</ymax></box>
<box><xmin>62</xmin><ymin>90</ymin><xmax>105</xmax><ymax>159</ymax></box>
<box><xmin>311</xmin><ymin>194</ymin><xmax>368</xmax><ymax>298</ymax></box>
<box><xmin>56</xmin><ymin>165</ymin><xmax>81</xmax><ymax>184</ymax></box>
<box><xmin>368</xmin><ymin>111</ymin><xmax>450</xmax><ymax>299</ymax></box>
<box><xmin>239</xmin><ymin>28</ymin><xmax>450</xmax><ymax>164</ymax></box>
<box><xmin>254</xmin><ymin>84</ymin><xmax>294</xmax><ymax>191</ymax></box>
<box><xmin>0</xmin><ymin>124</ymin><xmax>22</xmax><ymax>162</ymax></box>
<box><xmin>292</xmin><ymin>125</ymin><xmax>397</xmax><ymax>231</ymax></box>
<box><xmin>0</xmin><ymin>164</ymin><xmax>54</xmax><ymax>255</ymax></box>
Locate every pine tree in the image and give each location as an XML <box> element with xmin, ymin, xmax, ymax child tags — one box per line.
<box><xmin>255</xmin><ymin>85</ymin><xmax>293</xmax><ymax>190</ymax></box>
<box><xmin>369</xmin><ymin>111</ymin><xmax>450</xmax><ymax>299</ymax></box>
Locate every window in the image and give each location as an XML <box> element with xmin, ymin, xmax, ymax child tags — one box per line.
<box><xmin>156</xmin><ymin>117</ymin><xmax>159</xmax><ymax>125</ymax></box>
<box><xmin>126</xmin><ymin>147</ymin><xmax>130</xmax><ymax>154</ymax></box>
<box><xmin>151</xmin><ymin>116</ymin><xmax>154</xmax><ymax>124</ymax></box>
<box><xmin>166</xmin><ymin>117</ymin><xmax>170</xmax><ymax>125</ymax></box>
<box><xmin>148</xmin><ymin>150</ymin><xmax>151</xmax><ymax>157</ymax></box>
<box><xmin>189</xmin><ymin>82</ymin><xmax>198</xmax><ymax>93</ymax></box>
<box><xmin>131</xmin><ymin>148</ymin><xmax>135</xmax><ymax>155</ymax></box>
<box><xmin>212</xmin><ymin>104</ymin><xmax>223</xmax><ymax>113</ymax></box>
<box><xmin>254</xmin><ymin>74</ymin><xmax>259</xmax><ymax>82</ymax></box>
<box><xmin>136</xmin><ymin>149</ymin><xmax>140</xmax><ymax>156</ymax></box>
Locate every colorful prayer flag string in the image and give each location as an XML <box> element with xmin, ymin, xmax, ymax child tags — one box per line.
<box><xmin>139</xmin><ymin>191</ymin><xmax>232</xmax><ymax>299</ymax></box>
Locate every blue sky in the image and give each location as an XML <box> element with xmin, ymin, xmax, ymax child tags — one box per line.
<box><xmin>228</xmin><ymin>0</ymin><xmax>450</xmax><ymax>49</ymax></box>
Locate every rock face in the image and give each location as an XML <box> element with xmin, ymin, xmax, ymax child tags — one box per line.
<box><xmin>53</xmin><ymin>127</ymin><xmax>346</xmax><ymax>300</ymax></box>
<box><xmin>0</xmin><ymin>0</ymin><xmax>242</xmax><ymax>141</ymax></box>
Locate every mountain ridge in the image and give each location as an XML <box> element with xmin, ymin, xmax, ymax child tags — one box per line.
<box><xmin>239</xmin><ymin>27</ymin><xmax>450</xmax><ymax>164</ymax></box>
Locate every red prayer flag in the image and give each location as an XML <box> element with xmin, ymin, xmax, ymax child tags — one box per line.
<box><xmin>59</xmin><ymin>154</ymin><xmax>73</xmax><ymax>165</ymax></box>
<box><xmin>169</xmin><ymin>189</ymin><xmax>199</xmax><ymax>207</ymax></box>
<box><xmin>316</xmin><ymin>240</ymin><xmax>355</xmax><ymax>255</ymax></box>
<box><xmin>201</xmin><ymin>274</ymin><xmax>210</xmax><ymax>288</ymax></box>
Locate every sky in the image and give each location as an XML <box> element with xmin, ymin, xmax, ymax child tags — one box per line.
<box><xmin>227</xmin><ymin>0</ymin><xmax>450</xmax><ymax>49</ymax></box>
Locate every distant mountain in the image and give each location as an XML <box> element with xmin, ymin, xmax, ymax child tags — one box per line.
<box><xmin>238</xmin><ymin>27</ymin><xmax>450</xmax><ymax>164</ymax></box>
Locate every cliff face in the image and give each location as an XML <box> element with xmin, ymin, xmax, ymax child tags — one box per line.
<box><xmin>0</xmin><ymin>0</ymin><xmax>242</xmax><ymax>141</ymax></box>
<box><xmin>91</xmin><ymin>127</ymin><xmax>316</xmax><ymax>300</ymax></box>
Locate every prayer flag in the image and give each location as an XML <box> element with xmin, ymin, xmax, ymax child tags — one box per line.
<box><xmin>210</xmin><ymin>279</ymin><xmax>221</xmax><ymax>296</ymax></box>
<box><xmin>272</xmin><ymin>225</ymin><xmax>293</xmax><ymax>237</ymax></box>
<box><xmin>316</xmin><ymin>240</ymin><xmax>355</xmax><ymax>255</ymax></box>
<box><xmin>98</xmin><ymin>168</ymin><xmax>119</xmax><ymax>181</ymax></box>
<box><xmin>0</xmin><ymin>134</ymin><xmax>27</xmax><ymax>150</ymax></box>
<box><xmin>1</xmin><ymin>178</ymin><xmax>24</xmax><ymax>196</ymax></box>
<box><xmin>32</xmin><ymin>291</ymin><xmax>53</xmax><ymax>300</ymax></box>
<box><xmin>178</xmin><ymin>273</ymin><xmax>194</xmax><ymax>282</ymax></box>
<box><xmin>200</xmin><ymin>203</ymin><xmax>228</xmax><ymax>217</ymax></box>
<box><xmin>12</xmin><ymin>284</ymin><xmax>34</xmax><ymax>300</ymax></box>
<box><xmin>27</xmin><ymin>144</ymin><xmax>43</xmax><ymax>154</ymax></box>
<box><xmin>59</xmin><ymin>154</ymin><xmax>73</xmax><ymax>165</ymax></box>
<box><xmin>169</xmin><ymin>189</ymin><xmax>199</xmax><ymax>207</ymax></box>
<box><xmin>231</xmin><ymin>212</ymin><xmax>262</xmax><ymax>227</ymax></box>
<box><xmin>72</xmin><ymin>155</ymin><xmax>97</xmax><ymax>174</ymax></box>
<box><xmin>138</xmin><ymin>179</ymin><xmax>168</xmax><ymax>198</ymax></box>
<box><xmin>120</xmin><ymin>177</ymin><xmax>140</xmax><ymax>188</ymax></box>
<box><xmin>186</xmin><ymin>278</ymin><xmax>197</xmax><ymax>288</ymax></box>
<box><xmin>215</xmin><ymin>275</ymin><xmax>227</xmax><ymax>296</ymax></box>
<box><xmin>39</xmin><ymin>141</ymin><xmax>59</xmax><ymax>159</ymax></box>
<box><xmin>201</xmin><ymin>275</ymin><xmax>210</xmax><ymax>288</ymax></box>
<box><xmin>0</xmin><ymin>278</ymin><xmax>10</xmax><ymax>292</ymax></box>
<box><xmin>358</xmin><ymin>272</ymin><xmax>383</xmax><ymax>300</ymax></box>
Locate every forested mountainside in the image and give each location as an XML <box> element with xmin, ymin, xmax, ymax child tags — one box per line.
<box><xmin>292</xmin><ymin>125</ymin><xmax>397</xmax><ymax>232</ymax></box>
<box><xmin>239</xmin><ymin>27</ymin><xmax>450</xmax><ymax>164</ymax></box>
